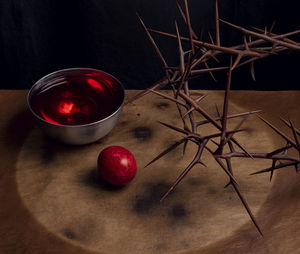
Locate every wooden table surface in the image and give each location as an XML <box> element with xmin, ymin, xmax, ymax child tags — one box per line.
<box><xmin>0</xmin><ymin>90</ymin><xmax>300</xmax><ymax>254</ymax></box>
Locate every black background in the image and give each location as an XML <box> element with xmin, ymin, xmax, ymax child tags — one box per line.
<box><xmin>0</xmin><ymin>0</ymin><xmax>299</xmax><ymax>90</ymax></box>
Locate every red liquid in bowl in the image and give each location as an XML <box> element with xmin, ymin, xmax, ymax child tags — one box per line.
<box><xmin>30</xmin><ymin>71</ymin><xmax>124</xmax><ymax>126</ymax></box>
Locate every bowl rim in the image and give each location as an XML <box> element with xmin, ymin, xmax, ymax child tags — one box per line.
<box><xmin>27</xmin><ymin>67</ymin><xmax>125</xmax><ymax>128</ymax></box>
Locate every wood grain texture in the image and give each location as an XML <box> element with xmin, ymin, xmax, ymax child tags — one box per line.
<box><xmin>0</xmin><ymin>90</ymin><xmax>300</xmax><ymax>254</ymax></box>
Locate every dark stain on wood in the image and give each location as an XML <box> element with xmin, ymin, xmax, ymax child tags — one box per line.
<box><xmin>133</xmin><ymin>183</ymin><xmax>171</xmax><ymax>214</ymax></box>
<box><xmin>133</xmin><ymin>182</ymin><xmax>189</xmax><ymax>224</ymax></box>
<box><xmin>63</xmin><ymin>218</ymin><xmax>98</xmax><ymax>243</ymax></box>
<box><xmin>64</xmin><ymin>229</ymin><xmax>76</xmax><ymax>240</ymax></box>
<box><xmin>245</xmin><ymin>127</ymin><xmax>255</xmax><ymax>134</ymax></box>
<box><xmin>156</xmin><ymin>102</ymin><xmax>170</xmax><ymax>109</ymax></box>
<box><xmin>207</xmin><ymin>187</ymin><xmax>217</xmax><ymax>195</ymax></box>
<box><xmin>132</xmin><ymin>126</ymin><xmax>153</xmax><ymax>141</ymax></box>
<box><xmin>188</xmin><ymin>177</ymin><xmax>207</xmax><ymax>186</ymax></box>
<box><xmin>170</xmin><ymin>204</ymin><xmax>187</xmax><ymax>218</ymax></box>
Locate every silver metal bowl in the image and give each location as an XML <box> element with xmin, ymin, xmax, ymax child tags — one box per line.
<box><xmin>27</xmin><ymin>68</ymin><xmax>125</xmax><ymax>145</ymax></box>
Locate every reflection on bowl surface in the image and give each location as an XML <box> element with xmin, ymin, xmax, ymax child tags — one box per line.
<box><xmin>30</xmin><ymin>70</ymin><xmax>124</xmax><ymax>126</ymax></box>
<box><xmin>28</xmin><ymin>68</ymin><xmax>125</xmax><ymax>145</ymax></box>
